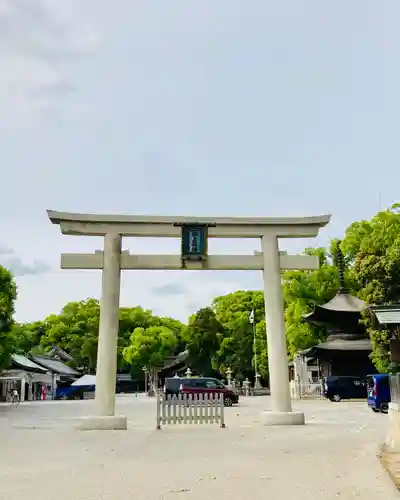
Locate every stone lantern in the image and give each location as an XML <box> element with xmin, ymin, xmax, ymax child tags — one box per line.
<box><xmin>243</xmin><ymin>378</ymin><xmax>251</xmax><ymax>396</ymax></box>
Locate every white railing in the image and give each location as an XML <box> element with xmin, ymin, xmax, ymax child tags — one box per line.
<box><xmin>290</xmin><ymin>380</ymin><xmax>323</xmax><ymax>399</ymax></box>
<box><xmin>156</xmin><ymin>393</ymin><xmax>225</xmax><ymax>429</ymax></box>
<box><xmin>300</xmin><ymin>381</ymin><xmax>323</xmax><ymax>399</ymax></box>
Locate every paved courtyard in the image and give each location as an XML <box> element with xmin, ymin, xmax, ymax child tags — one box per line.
<box><xmin>0</xmin><ymin>395</ymin><xmax>397</xmax><ymax>499</ymax></box>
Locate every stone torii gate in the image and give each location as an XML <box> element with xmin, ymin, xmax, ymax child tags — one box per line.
<box><xmin>47</xmin><ymin>210</ymin><xmax>330</xmax><ymax>430</ymax></box>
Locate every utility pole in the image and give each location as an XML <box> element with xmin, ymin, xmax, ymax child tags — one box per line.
<box><xmin>249</xmin><ymin>309</ymin><xmax>261</xmax><ymax>389</ymax></box>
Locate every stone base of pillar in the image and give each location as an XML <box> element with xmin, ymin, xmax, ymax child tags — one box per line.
<box><xmin>263</xmin><ymin>411</ymin><xmax>305</xmax><ymax>426</ymax></box>
<box><xmin>75</xmin><ymin>415</ymin><xmax>127</xmax><ymax>431</ymax></box>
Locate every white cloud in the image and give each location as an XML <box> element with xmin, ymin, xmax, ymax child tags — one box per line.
<box><xmin>0</xmin><ymin>0</ymin><xmax>99</xmax><ymax>122</ymax></box>
<box><xmin>152</xmin><ymin>282</ymin><xmax>187</xmax><ymax>297</ymax></box>
<box><xmin>0</xmin><ymin>246</ymin><xmax>15</xmax><ymax>255</ymax></box>
<box><xmin>6</xmin><ymin>257</ymin><xmax>50</xmax><ymax>277</ymax></box>
<box><xmin>0</xmin><ymin>246</ymin><xmax>50</xmax><ymax>277</ymax></box>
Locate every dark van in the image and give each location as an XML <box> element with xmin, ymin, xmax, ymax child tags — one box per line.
<box><xmin>323</xmin><ymin>376</ymin><xmax>367</xmax><ymax>402</ymax></box>
<box><xmin>367</xmin><ymin>374</ymin><xmax>390</xmax><ymax>413</ymax></box>
<box><xmin>164</xmin><ymin>377</ymin><xmax>239</xmax><ymax>406</ymax></box>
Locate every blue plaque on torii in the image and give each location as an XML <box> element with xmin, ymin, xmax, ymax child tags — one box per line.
<box><xmin>182</xmin><ymin>225</ymin><xmax>207</xmax><ymax>260</ymax></box>
<box><xmin>173</xmin><ymin>222</ymin><xmax>214</xmax><ymax>267</ymax></box>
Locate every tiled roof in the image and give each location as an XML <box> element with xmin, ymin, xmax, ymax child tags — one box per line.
<box><xmin>30</xmin><ymin>355</ymin><xmax>78</xmax><ymax>376</ymax></box>
<box><xmin>370</xmin><ymin>305</ymin><xmax>400</xmax><ymax>325</ymax></box>
<box><xmin>320</xmin><ymin>293</ymin><xmax>366</xmax><ymax>312</ymax></box>
<box><xmin>11</xmin><ymin>354</ymin><xmax>48</xmax><ymax>373</ymax></box>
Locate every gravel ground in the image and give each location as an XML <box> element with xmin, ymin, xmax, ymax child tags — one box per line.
<box><xmin>0</xmin><ymin>395</ymin><xmax>397</xmax><ymax>500</ymax></box>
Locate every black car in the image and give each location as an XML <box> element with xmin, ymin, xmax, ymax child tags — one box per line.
<box><xmin>324</xmin><ymin>375</ymin><xmax>367</xmax><ymax>402</ymax></box>
<box><xmin>163</xmin><ymin>377</ymin><xmax>239</xmax><ymax>406</ymax></box>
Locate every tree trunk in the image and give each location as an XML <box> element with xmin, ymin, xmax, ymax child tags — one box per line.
<box><xmin>148</xmin><ymin>369</ymin><xmax>159</xmax><ymax>397</ymax></box>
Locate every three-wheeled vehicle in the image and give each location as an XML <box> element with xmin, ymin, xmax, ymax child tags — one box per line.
<box><xmin>367</xmin><ymin>374</ymin><xmax>390</xmax><ymax>413</ymax></box>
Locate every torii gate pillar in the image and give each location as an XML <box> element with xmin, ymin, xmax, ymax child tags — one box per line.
<box><xmin>262</xmin><ymin>234</ymin><xmax>301</xmax><ymax>424</ymax></box>
<box><xmin>95</xmin><ymin>233</ymin><xmax>123</xmax><ymax>422</ymax></box>
<box><xmin>47</xmin><ymin>211</ymin><xmax>330</xmax><ymax>430</ymax></box>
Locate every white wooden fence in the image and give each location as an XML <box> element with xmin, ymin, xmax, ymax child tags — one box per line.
<box><xmin>300</xmin><ymin>382</ymin><xmax>323</xmax><ymax>399</ymax></box>
<box><xmin>156</xmin><ymin>393</ymin><xmax>225</xmax><ymax>429</ymax></box>
<box><xmin>290</xmin><ymin>380</ymin><xmax>323</xmax><ymax>399</ymax></box>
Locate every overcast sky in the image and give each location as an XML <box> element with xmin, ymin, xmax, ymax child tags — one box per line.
<box><xmin>0</xmin><ymin>1</ymin><xmax>398</xmax><ymax>323</ymax></box>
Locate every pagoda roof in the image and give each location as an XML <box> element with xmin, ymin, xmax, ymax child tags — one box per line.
<box><xmin>303</xmin><ymin>291</ymin><xmax>366</xmax><ymax>326</ymax></box>
<box><xmin>299</xmin><ymin>337</ymin><xmax>371</xmax><ymax>357</ymax></box>
<box><xmin>316</xmin><ymin>292</ymin><xmax>365</xmax><ymax>313</ymax></box>
<box><xmin>305</xmin><ymin>292</ymin><xmax>365</xmax><ymax>316</ymax></box>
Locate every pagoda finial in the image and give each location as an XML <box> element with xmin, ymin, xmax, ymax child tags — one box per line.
<box><xmin>335</xmin><ymin>242</ymin><xmax>347</xmax><ymax>293</ymax></box>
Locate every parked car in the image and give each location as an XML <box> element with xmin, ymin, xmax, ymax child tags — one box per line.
<box><xmin>163</xmin><ymin>377</ymin><xmax>239</xmax><ymax>406</ymax></box>
<box><xmin>367</xmin><ymin>374</ymin><xmax>390</xmax><ymax>413</ymax></box>
<box><xmin>323</xmin><ymin>375</ymin><xmax>367</xmax><ymax>402</ymax></box>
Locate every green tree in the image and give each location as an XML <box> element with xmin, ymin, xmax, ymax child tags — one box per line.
<box><xmin>0</xmin><ymin>265</ymin><xmax>17</xmax><ymax>369</ymax></box>
<box><xmin>123</xmin><ymin>325</ymin><xmax>178</xmax><ymax>394</ymax></box>
<box><xmin>10</xmin><ymin>321</ymin><xmax>46</xmax><ymax>354</ymax></box>
<box><xmin>40</xmin><ymin>299</ymin><xmax>101</xmax><ymax>371</ymax></box>
<box><xmin>123</xmin><ymin>326</ymin><xmax>178</xmax><ymax>369</ymax></box>
<box><xmin>282</xmin><ymin>244</ymin><xmax>354</xmax><ymax>358</ymax></box>
<box><xmin>9</xmin><ymin>297</ymin><xmax>187</xmax><ymax>378</ymax></box>
<box><xmin>118</xmin><ymin>306</ymin><xmax>154</xmax><ymax>371</ymax></box>
<box><xmin>342</xmin><ymin>205</ymin><xmax>400</xmax><ymax>372</ymax></box>
<box><xmin>212</xmin><ymin>291</ymin><xmax>266</xmax><ymax>381</ymax></box>
<box><xmin>186</xmin><ymin>307</ymin><xmax>222</xmax><ymax>376</ymax></box>
<box><xmin>150</xmin><ymin>315</ymin><xmax>188</xmax><ymax>355</ymax></box>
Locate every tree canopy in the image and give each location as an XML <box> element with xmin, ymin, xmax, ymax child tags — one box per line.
<box><xmin>282</xmin><ymin>244</ymin><xmax>350</xmax><ymax>358</ymax></box>
<box><xmin>123</xmin><ymin>326</ymin><xmax>178</xmax><ymax>370</ymax></box>
<box><xmin>10</xmin><ymin>300</ymin><xmax>187</xmax><ymax>374</ymax></box>
<box><xmin>341</xmin><ymin>204</ymin><xmax>400</xmax><ymax>372</ymax></box>
<box><xmin>186</xmin><ymin>307</ymin><xmax>222</xmax><ymax>376</ymax></box>
<box><xmin>213</xmin><ymin>291</ymin><xmax>267</xmax><ymax>381</ymax></box>
<box><xmin>0</xmin><ymin>265</ymin><xmax>17</xmax><ymax>369</ymax></box>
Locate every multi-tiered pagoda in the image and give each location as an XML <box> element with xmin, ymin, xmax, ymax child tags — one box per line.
<box><xmin>300</xmin><ymin>247</ymin><xmax>375</xmax><ymax>377</ymax></box>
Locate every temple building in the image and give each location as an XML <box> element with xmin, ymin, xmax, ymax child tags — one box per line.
<box><xmin>295</xmin><ymin>248</ymin><xmax>376</xmax><ymax>379</ymax></box>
